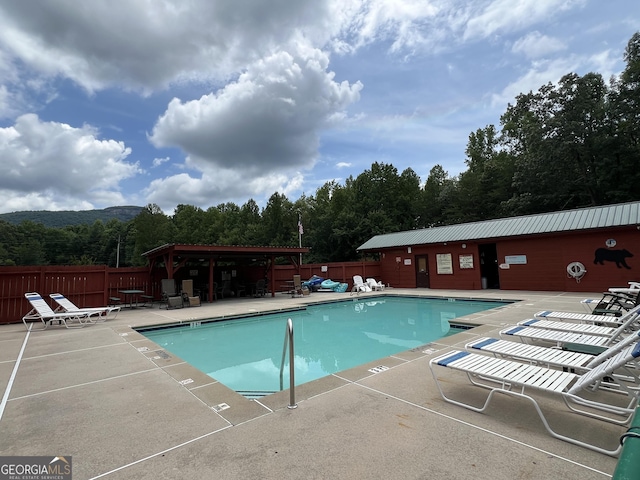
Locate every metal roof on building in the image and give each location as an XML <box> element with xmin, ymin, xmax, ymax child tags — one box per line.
<box><xmin>357</xmin><ymin>201</ymin><xmax>640</xmax><ymax>251</ymax></box>
<box><xmin>142</xmin><ymin>243</ymin><xmax>308</xmax><ymax>259</ymax></box>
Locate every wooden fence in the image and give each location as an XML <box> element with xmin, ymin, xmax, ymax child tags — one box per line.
<box><xmin>272</xmin><ymin>262</ymin><xmax>381</xmax><ymax>288</ymax></box>
<box><xmin>0</xmin><ymin>261</ymin><xmax>380</xmax><ymax>325</ymax></box>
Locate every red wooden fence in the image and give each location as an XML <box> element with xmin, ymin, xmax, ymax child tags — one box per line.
<box><xmin>0</xmin><ymin>261</ymin><xmax>381</xmax><ymax>325</ymax></box>
<box><xmin>0</xmin><ymin>265</ymin><xmax>156</xmax><ymax>325</ymax></box>
<box><xmin>272</xmin><ymin>262</ymin><xmax>382</xmax><ymax>287</ymax></box>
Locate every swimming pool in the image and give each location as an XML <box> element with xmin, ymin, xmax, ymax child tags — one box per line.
<box><xmin>139</xmin><ymin>296</ymin><xmax>509</xmax><ymax>397</ymax></box>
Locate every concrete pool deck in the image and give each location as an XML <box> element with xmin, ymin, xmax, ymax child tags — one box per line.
<box><xmin>0</xmin><ymin>289</ymin><xmax>625</xmax><ymax>479</ymax></box>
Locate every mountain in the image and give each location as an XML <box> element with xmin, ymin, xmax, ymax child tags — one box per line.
<box><xmin>0</xmin><ymin>206</ymin><xmax>144</xmax><ymax>227</ymax></box>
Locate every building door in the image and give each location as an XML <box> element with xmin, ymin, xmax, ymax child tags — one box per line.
<box><xmin>416</xmin><ymin>255</ymin><xmax>430</xmax><ymax>288</ymax></box>
<box><xmin>479</xmin><ymin>243</ymin><xmax>500</xmax><ymax>289</ymax></box>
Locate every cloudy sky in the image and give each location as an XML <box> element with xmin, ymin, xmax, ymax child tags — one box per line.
<box><xmin>0</xmin><ymin>1</ymin><xmax>637</xmax><ymax>215</ymax></box>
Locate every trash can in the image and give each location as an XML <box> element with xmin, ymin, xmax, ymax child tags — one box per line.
<box><xmin>481</xmin><ymin>277</ymin><xmax>488</xmax><ymax>289</ymax></box>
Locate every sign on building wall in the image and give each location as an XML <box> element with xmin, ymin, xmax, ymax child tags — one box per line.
<box><xmin>505</xmin><ymin>255</ymin><xmax>527</xmax><ymax>265</ymax></box>
<box><xmin>436</xmin><ymin>253</ymin><xmax>453</xmax><ymax>274</ymax></box>
<box><xmin>459</xmin><ymin>254</ymin><xmax>474</xmax><ymax>269</ymax></box>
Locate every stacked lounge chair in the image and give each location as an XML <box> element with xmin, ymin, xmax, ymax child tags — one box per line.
<box><xmin>430</xmin><ymin>336</ymin><xmax>640</xmax><ymax>456</ymax></box>
<box><xmin>500</xmin><ymin>306</ymin><xmax>640</xmax><ymax>349</ymax></box>
<box><xmin>432</xmin><ymin>300</ymin><xmax>640</xmax><ymax>455</ymax></box>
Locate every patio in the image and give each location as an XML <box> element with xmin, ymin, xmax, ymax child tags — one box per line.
<box><xmin>0</xmin><ymin>289</ymin><xmax>623</xmax><ymax>479</ymax></box>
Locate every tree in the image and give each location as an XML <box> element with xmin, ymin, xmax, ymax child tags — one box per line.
<box><xmin>396</xmin><ymin>167</ymin><xmax>423</xmax><ymax>230</ymax></box>
<box><xmin>0</xmin><ymin>220</ymin><xmax>19</xmax><ymax>265</ymax></box>
<box><xmin>132</xmin><ymin>204</ymin><xmax>175</xmax><ymax>265</ymax></box>
<box><xmin>607</xmin><ymin>32</ymin><xmax>640</xmax><ymax>203</ymax></box>
<box><xmin>238</xmin><ymin>199</ymin><xmax>263</xmax><ymax>245</ymax></box>
<box><xmin>101</xmin><ymin>218</ymin><xmax>128</xmax><ymax>267</ymax></box>
<box><xmin>216</xmin><ymin>202</ymin><xmax>244</xmax><ymax>245</ymax></box>
<box><xmin>349</xmin><ymin>162</ymin><xmax>422</xmax><ymax>248</ymax></box>
<box><xmin>43</xmin><ymin>227</ymin><xmax>74</xmax><ymax>264</ymax></box>
<box><xmin>419</xmin><ymin>165</ymin><xmax>455</xmax><ymax>227</ymax></box>
<box><xmin>86</xmin><ymin>221</ymin><xmax>107</xmax><ymax>264</ymax></box>
<box><xmin>173</xmin><ymin>204</ymin><xmax>207</xmax><ymax>244</ymax></box>
<box><xmin>14</xmin><ymin>221</ymin><xmax>46</xmax><ymax>265</ymax></box>
<box><xmin>501</xmin><ymin>72</ymin><xmax>613</xmax><ymax>213</ymax></box>
<box><xmin>261</xmin><ymin>193</ymin><xmax>297</xmax><ymax>247</ymax></box>
<box><xmin>304</xmin><ymin>181</ymin><xmax>340</xmax><ymax>263</ymax></box>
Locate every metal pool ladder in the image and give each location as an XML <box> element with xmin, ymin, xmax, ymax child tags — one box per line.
<box><xmin>279</xmin><ymin>318</ymin><xmax>297</xmax><ymax>409</ymax></box>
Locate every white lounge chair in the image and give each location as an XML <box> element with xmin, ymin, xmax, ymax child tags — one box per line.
<box><xmin>501</xmin><ymin>326</ymin><xmax>615</xmax><ymax>347</ymax></box>
<box><xmin>516</xmin><ymin>318</ymin><xmax>621</xmax><ymax>337</ymax></box>
<box><xmin>366</xmin><ymin>278</ymin><xmax>385</xmax><ymax>291</ymax></box>
<box><xmin>430</xmin><ymin>340</ymin><xmax>640</xmax><ymax>456</ymax></box>
<box><xmin>49</xmin><ymin>293</ymin><xmax>120</xmax><ymax>322</ymax></box>
<box><xmin>351</xmin><ymin>275</ymin><xmax>372</xmax><ymax>295</ymax></box>
<box><xmin>536</xmin><ymin>304</ymin><xmax>640</xmax><ymax>325</ymax></box>
<box><xmin>502</xmin><ymin>308</ymin><xmax>640</xmax><ymax>348</ymax></box>
<box><xmin>467</xmin><ymin>331</ymin><xmax>640</xmax><ymax>373</ymax></box>
<box><xmin>22</xmin><ymin>292</ymin><xmax>92</xmax><ymax>330</ymax></box>
<box><xmin>466</xmin><ymin>337</ymin><xmax>599</xmax><ymax>371</ymax></box>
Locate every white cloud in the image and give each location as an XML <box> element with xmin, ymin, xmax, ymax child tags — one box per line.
<box><xmin>152</xmin><ymin>156</ymin><xmax>170</xmax><ymax>167</ymax></box>
<box><xmin>0</xmin><ymin>0</ymin><xmax>631</xmax><ymax>216</ymax></box>
<box><xmin>0</xmin><ymin>85</ymin><xmax>10</xmax><ymax>118</ymax></box>
<box><xmin>588</xmin><ymin>49</ymin><xmax>619</xmax><ymax>79</ymax></box>
<box><xmin>0</xmin><ymin>0</ymin><xmax>352</xmax><ymax>92</ymax></box>
<box><xmin>0</xmin><ymin>48</ymin><xmax>63</xmax><ymax>119</ymax></box>
<box><xmin>490</xmin><ymin>45</ymin><xmax>625</xmax><ymax>110</ymax></box>
<box><xmin>0</xmin><ymin>114</ymin><xmax>139</xmax><ymax>213</ymax></box>
<box><xmin>464</xmin><ymin>0</ymin><xmax>586</xmax><ymax>41</ymax></box>
<box><xmin>512</xmin><ymin>31</ymin><xmax>566</xmax><ymax>58</ymax></box>
<box><xmin>0</xmin><ymin>191</ymin><xmax>96</xmax><ymax>213</ymax></box>
<box><xmin>0</xmin><ymin>0</ymin><xmax>541</xmax><ymax>94</ymax></box>
<box><xmin>490</xmin><ymin>57</ymin><xmax>579</xmax><ymax>107</ymax></box>
<box><xmin>0</xmin><ymin>65</ymin><xmax>30</xmax><ymax>119</ymax></box>
<box><xmin>344</xmin><ymin>0</ymin><xmax>441</xmax><ymax>52</ymax></box>
<box><xmin>144</xmin><ymin>168</ymin><xmax>304</xmax><ymax>212</ymax></box>
<box><xmin>150</xmin><ymin>46</ymin><xmax>362</xmax><ymax>174</ymax></box>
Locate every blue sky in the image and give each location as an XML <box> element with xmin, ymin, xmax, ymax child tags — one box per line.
<box><xmin>0</xmin><ymin>0</ymin><xmax>638</xmax><ymax>215</ymax></box>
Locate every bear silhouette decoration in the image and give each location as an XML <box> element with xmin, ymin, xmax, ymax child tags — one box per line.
<box><xmin>593</xmin><ymin>248</ymin><xmax>633</xmax><ymax>269</ymax></box>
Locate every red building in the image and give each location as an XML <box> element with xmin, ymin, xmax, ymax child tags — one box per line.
<box><xmin>357</xmin><ymin>201</ymin><xmax>640</xmax><ymax>292</ymax></box>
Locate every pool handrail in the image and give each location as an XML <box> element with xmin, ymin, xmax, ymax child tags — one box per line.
<box><xmin>279</xmin><ymin>318</ymin><xmax>297</xmax><ymax>409</ymax></box>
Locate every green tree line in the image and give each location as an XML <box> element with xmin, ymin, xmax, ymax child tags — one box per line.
<box><xmin>0</xmin><ymin>206</ymin><xmax>142</xmax><ymax>228</ymax></box>
<box><xmin>2</xmin><ymin>32</ymin><xmax>639</xmax><ymax>267</ymax></box>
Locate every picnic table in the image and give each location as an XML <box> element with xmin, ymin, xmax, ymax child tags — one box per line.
<box><xmin>119</xmin><ymin>289</ymin><xmax>145</xmax><ymax>308</ymax></box>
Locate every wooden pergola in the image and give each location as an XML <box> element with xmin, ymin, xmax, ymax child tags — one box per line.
<box><xmin>142</xmin><ymin>243</ymin><xmax>309</xmax><ymax>301</ymax></box>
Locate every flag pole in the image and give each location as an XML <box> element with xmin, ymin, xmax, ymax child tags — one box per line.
<box><xmin>298</xmin><ymin>212</ymin><xmax>303</xmax><ymax>266</ymax></box>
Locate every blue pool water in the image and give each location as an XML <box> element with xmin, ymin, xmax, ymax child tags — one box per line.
<box><xmin>140</xmin><ymin>296</ymin><xmax>508</xmax><ymax>396</ymax></box>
